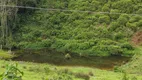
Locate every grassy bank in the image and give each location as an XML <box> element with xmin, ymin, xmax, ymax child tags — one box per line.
<box><xmin>0</xmin><ymin>60</ymin><xmax>142</xmax><ymax>80</ymax></box>
<box><xmin>120</xmin><ymin>47</ymin><xmax>142</xmax><ymax>75</ymax></box>
<box><xmin>0</xmin><ymin>50</ymin><xmax>13</xmax><ymax>59</ymax></box>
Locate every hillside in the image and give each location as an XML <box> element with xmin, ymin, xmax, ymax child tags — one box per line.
<box><xmin>7</xmin><ymin>0</ymin><xmax>142</xmax><ymax>56</ymax></box>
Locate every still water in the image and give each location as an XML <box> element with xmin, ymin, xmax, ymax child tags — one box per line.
<box><xmin>13</xmin><ymin>49</ymin><xmax>130</xmax><ymax>70</ymax></box>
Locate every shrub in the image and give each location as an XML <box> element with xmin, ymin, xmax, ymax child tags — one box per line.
<box><xmin>121</xmin><ymin>43</ymin><xmax>134</xmax><ymax>50</ymax></box>
<box><xmin>75</xmin><ymin>32</ymin><xmax>95</xmax><ymax>39</ymax></box>
<box><xmin>62</xmin><ymin>43</ymin><xmax>79</xmax><ymax>52</ymax></box>
<box><xmin>117</xmin><ymin>15</ymin><xmax>129</xmax><ymax>26</ymax></box>
<box><xmin>18</xmin><ymin>42</ymin><xmax>29</xmax><ymax>49</ymax></box>
<box><xmin>129</xmin><ymin>16</ymin><xmax>142</xmax><ymax>23</ymax></box>
<box><xmin>91</xmin><ymin>41</ymin><xmax>123</xmax><ymax>56</ymax></box>
<box><xmin>51</xmin><ymin>39</ymin><xmax>66</xmax><ymax>49</ymax></box>
<box><xmin>113</xmin><ymin>32</ymin><xmax>125</xmax><ymax>41</ymax></box>
<box><xmin>97</xmin><ymin>39</ymin><xmax>118</xmax><ymax>45</ymax></box>
<box><xmin>112</xmin><ymin>0</ymin><xmax>134</xmax><ymax>13</ymax></box>
<box><xmin>109</xmin><ymin>22</ymin><xmax>120</xmax><ymax>31</ymax></box>
<box><xmin>107</xmin><ymin>45</ymin><xmax>123</xmax><ymax>55</ymax></box>
<box><xmin>102</xmin><ymin>4</ymin><xmax>110</xmax><ymax>12</ymax></box>
<box><xmin>136</xmin><ymin>8</ymin><xmax>142</xmax><ymax>14</ymax></box>
<box><xmin>91</xmin><ymin>46</ymin><xmax>109</xmax><ymax>56</ymax></box>
<box><xmin>39</xmin><ymin>39</ymin><xmax>52</xmax><ymax>47</ymax></box>
<box><xmin>78</xmin><ymin>42</ymin><xmax>91</xmax><ymax>50</ymax></box>
<box><xmin>98</xmin><ymin>15</ymin><xmax>110</xmax><ymax>24</ymax></box>
<box><xmin>137</xmin><ymin>20</ymin><xmax>142</xmax><ymax>27</ymax></box>
<box><xmin>126</xmin><ymin>22</ymin><xmax>137</xmax><ymax>32</ymax></box>
<box><xmin>110</xmin><ymin>9</ymin><xmax>120</xmax><ymax>20</ymax></box>
<box><xmin>0</xmin><ymin>63</ymin><xmax>23</xmax><ymax>80</ymax></box>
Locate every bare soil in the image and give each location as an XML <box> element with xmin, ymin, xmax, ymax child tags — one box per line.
<box><xmin>131</xmin><ymin>31</ymin><xmax>142</xmax><ymax>45</ymax></box>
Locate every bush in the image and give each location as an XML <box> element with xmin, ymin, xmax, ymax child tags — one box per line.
<box><xmin>113</xmin><ymin>32</ymin><xmax>125</xmax><ymax>41</ymax></box>
<box><xmin>91</xmin><ymin>44</ymin><xmax>123</xmax><ymax>56</ymax></box>
<box><xmin>129</xmin><ymin>16</ymin><xmax>142</xmax><ymax>23</ymax></box>
<box><xmin>97</xmin><ymin>39</ymin><xmax>118</xmax><ymax>45</ymax></box>
<box><xmin>78</xmin><ymin>42</ymin><xmax>91</xmax><ymax>50</ymax></box>
<box><xmin>107</xmin><ymin>45</ymin><xmax>123</xmax><ymax>55</ymax></box>
<box><xmin>75</xmin><ymin>32</ymin><xmax>95</xmax><ymax>39</ymax></box>
<box><xmin>51</xmin><ymin>39</ymin><xmax>66</xmax><ymax>49</ymax></box>
<box><xmin>0</xmin><ymin>63</ymin><xmax>23</xmax><ymax>80</ymax></box>
<box><xmin>136</xmin><ymin>8</ymin><xmax>142</xmax><ymax>14</ymax></box>
<box><xmin>126</xmin><ymin>22</ymin><xmax>137</xmax><ymax>32</ymax></box>
<box><xmin>91</xmin><ymin>46</ymin><xmax>109</xmax><ymax>56</ymax></box>
<box><xmin>102</xmin><ymin>4</ymin><xmax>110</xmax><ymax>12</ymax></box>
<box><xmin>112</xmin><ymin>0</ymin><xmax>134</xmax><ymax>13</ymax></box>
<box><xmin>98</xmin><ymin>15</ymin><xmax>110</xmax><ymax>24</ymax></box>
<box><xmin>41</xmin><ymin>39</ymin><xmax>52</xmax><ymax>47</ymax></box>
<box><xmin>121</xmin><ymin>43</ymin><xmax>134</xmax><ymax>50</ymax></box>
<box><xmin>62</xmin><ymin>43</ymin><xmax>79</xmax><ymax>51</ymax></box>
<box><xmin>117</xmin><ymin>15</ymin><xmax>129</xmax><ymax>26</ymax></box>
<box><xmin>110</xmin><ymin>9</ymin><xmax>120</xmax><ymax>20</ymax></box>
<box><xmin>109</xmin><ymin>22</ymin><xmax>120</xmax><ymax>31</ymax></box>
<box><xmin>137</xmin><ymin>20</ymin><xmax>142</xmax><ymax>27</ymax></box>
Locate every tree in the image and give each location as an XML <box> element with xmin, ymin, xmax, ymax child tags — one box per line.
<box><xmin>0</xmin><ymin>0</ymin><xmax>18</xmax><ymax>50</ymax></box>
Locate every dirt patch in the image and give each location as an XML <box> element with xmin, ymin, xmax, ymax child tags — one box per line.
<box><xmin>131</xmin><ymin>31</ymin><xmax>142</xmax><ymax>45</ymax></box>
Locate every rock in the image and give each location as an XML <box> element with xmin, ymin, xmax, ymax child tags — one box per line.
<box><xmin>8</xmin><ymin>50</ymin><xmax>14</xmax><ymax>55</ymax></box>
<box><xmin>65</xmin><ymin>53</ymin><xmax>71</xmax><ymax>60</ymax></box>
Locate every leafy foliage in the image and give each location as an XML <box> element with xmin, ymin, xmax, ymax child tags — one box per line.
<box><xmin>0</xmin><ymin>63</ymin><xmax>23</xmax><ymax>80</ymax></box>
<box><xmin>1</xmin><ymin>0</ymin><xmax>142</xmax><ymax>56</ymax></box>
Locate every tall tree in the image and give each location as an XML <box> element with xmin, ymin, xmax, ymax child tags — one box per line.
<box><xmin>0</xmin><ymin>0</ymin><xmax>18</xmax><ymax>50</ymax></box>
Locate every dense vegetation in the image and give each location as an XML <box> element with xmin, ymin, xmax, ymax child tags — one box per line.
<box><xmin>1</xmin><ymin>1</ymin><xmax>142</xmax><ymax>80</ymax></box>
<box><xmin>1</xmin><ymin>0</ymin><xmax>142</xmax><ymax>56</ymax></box>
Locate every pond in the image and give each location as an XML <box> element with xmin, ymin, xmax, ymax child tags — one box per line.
<box><xmin>12</xmin><ymin>48</ymin><xmax>131</xmax><ymax>70</ymax></box>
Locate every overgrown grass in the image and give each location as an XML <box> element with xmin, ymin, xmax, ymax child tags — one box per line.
<box><xmin>0</xmin><ymin>50</ymin><xmax>13</xmax><ymax>59</ymax></box>
<box><xmin>0</xmin><ymin>60</ymin><xmax>142</xmax><ymax>80</ymax></box>
<box><xmin>120</xmin><ymin>46</ymin><xmax>142</xmax><ymax>75</ymax></box>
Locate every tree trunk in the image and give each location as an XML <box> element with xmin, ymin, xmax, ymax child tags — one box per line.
<box><xmin>0</xmin><ymin>0</ymin><xmax>18</xmax><ymax>50</ymax></box>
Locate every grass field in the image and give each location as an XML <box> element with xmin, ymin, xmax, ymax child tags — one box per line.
<box><xmin>0</xmin><ymin>60</ymin><xmax>142</xmax><ymax>80</ymax></box>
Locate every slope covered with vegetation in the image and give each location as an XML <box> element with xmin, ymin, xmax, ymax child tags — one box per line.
<box><xmin>1</xmin><ymin>0</ymin><xmax>142</xmax><ymax>56</ymax></box>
